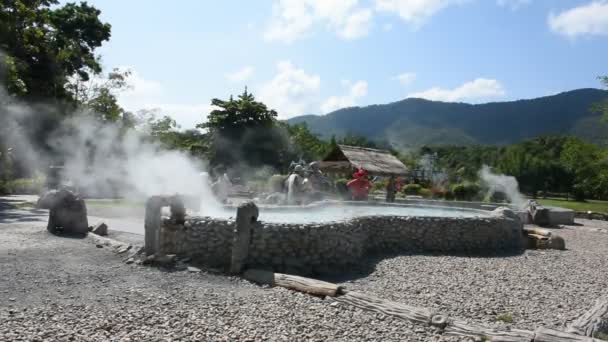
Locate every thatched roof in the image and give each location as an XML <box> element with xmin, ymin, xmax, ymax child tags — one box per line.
<box><xmin>320</xmin><ymin>145</ymin><xmax>408</xmax><ymax>176</ymax></box>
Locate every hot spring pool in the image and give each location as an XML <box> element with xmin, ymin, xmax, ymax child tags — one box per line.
<box><xmin>198</xmin><ymin>202</ymin><xmax>491</xmax><ymax>224</ymax></box>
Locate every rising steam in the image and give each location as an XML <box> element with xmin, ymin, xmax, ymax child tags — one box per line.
<box><xmin>0</xmin><ymin>82</ymin><xmax>220</xmax><ymax>213</ymax></box>
<box><xmin>479</xmin><ymin>165</ymin><xmax>527</xmax><ymax>209</ymax></box>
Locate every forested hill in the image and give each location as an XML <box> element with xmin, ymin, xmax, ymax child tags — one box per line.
<box><xmin>287</xmin><ymin>88</ymin><xmax>608</xmax><ymax>147</ymax></box>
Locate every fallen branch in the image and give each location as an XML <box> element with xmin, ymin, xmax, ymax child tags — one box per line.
<box><xmin>335</xmin><ymin>290</ymin><xmax>438</xmax><ymax>327</ymax></box>
<box><xmin>243</xmin><ymin>269</ymin><xmax>341</xmax><ymax>297</ymax></box>
<box><xmin>444</xmin><ymin>319</ymin><xmax>534</xmax><ymax>342</ymax></box>
<box><xmin>566</xmin><ymin>297</ymin><xmax>608</xmax><ymax>338</ymax></box>
<box><xmin>534</xmin><ymin>327</ymin><xmax>603</xmax><ymax>342</ymax></box>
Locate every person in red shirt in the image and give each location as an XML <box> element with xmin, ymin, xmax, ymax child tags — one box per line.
<box><xmin>347</xmin><ymin>169</ymin><xmax>372</xmax><ymax>201</ymax></box>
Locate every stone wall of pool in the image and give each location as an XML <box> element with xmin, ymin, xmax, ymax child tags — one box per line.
<box><xmin>149</xmin><ymin>201</ymin><xmax>525</xmax><ymax>275</ymax></box>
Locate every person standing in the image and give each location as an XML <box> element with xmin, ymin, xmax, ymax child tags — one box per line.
<box><xmin>347</xmin><ymin>169</ymin><xmax>372</xmax><ymax>201</ymax></box>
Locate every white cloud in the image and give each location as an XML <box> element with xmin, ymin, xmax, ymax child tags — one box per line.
<box><xmin>257</xmin><ymin>61</ymin><xmax>321</xmax><ymax>118</ymax></box>
<box><xmin>321</xmin><ymin>80</ymin><xmax>368</xmax><ymax>113</ymax></box>
<box><xmin>496</xmin><ymin>0</ymin><xmax>531</xmax><ymax>10</ymax></box>
<box><xmin>407</xmin><ymin>78</ymin><xmax>506</xmax><ymax>102</ymax></box>
<box><xmin>116</xmin><ymin>67</ymin><xmax>212</xmax><ymax>129</ymax></box>
<box><xmin>549</xmin><ymin>1</ymin><xmax>608</xmax><ymax>38</ymax></box>
<box><xmin>394</xmin><ymin>72</ymin><xmax>416</xmax><ymax>86</ymax></box>
<box><xmin>264</xmin><ymin>0</ymin><xmax>373</xmax><ymax>43</ymax></box>
<box><xmin>374</xmin><ymin>0</ymin><xmax>470</xmax><ymax>27</ymax></box>
<box><xmin>225</xmin><ymin>66</ymin><xmax>255</xmax><ymax>83</ymax></box>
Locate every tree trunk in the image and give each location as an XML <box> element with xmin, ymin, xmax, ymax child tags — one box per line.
<box><xmin>444</xmin><ymin>319</ymin><xmax>534</xmax><ymax>341</ymax></box>
<box><xmin>335</xmin><ymin>291</ymin><xmax>437</xmax><ymax>326</ymax></box>
<box><xmin>566</xmin><ymin>297</ymin><xmax>608</xmax><ymax>338</ymax></box>
<box><xmin>243</xmin><ymin>269</ymin><xmax>341</xmax><ymax>297</ymax></box>
<box><xmin>534</xmin><ymin>327</ymin><xmax>603</xmax><ymax>342</ymax></box>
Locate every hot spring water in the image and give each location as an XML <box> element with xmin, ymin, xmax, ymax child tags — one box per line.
<box><xmin>197</xmin><ymin>203</ymin><xmax>490</xmax><ymax>224</ymax></box>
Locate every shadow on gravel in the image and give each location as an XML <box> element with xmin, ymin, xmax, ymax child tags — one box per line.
<box><xmin>320</xmin><ymin>249</ymin><xmax>526</xmax><ymax>283</ymax></box>
<box><xmin>47</xmin><ymin>230</ymin><xmax>88</xmax><ymax>239</ymax></box>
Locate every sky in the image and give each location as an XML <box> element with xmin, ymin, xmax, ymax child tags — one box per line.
<box><xmin>80</xmin><ymin>0</ymin><xmax>608</xmax><ymax>129</ymax></box>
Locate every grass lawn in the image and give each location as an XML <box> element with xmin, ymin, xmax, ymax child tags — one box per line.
<box><xmin>537</xmin><ymin>198</ymin><xmax>608</xmax><ymax>213</ymax></box>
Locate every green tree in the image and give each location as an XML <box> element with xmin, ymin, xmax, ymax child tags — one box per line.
<box><xmin>66</xmin><ymin>67</ymin><xmax>132</xmax><ymax>122</ymax></box>
<box><xmin>197</xmin><ymin>89</ymin><xmax>288</xmax><ymax>170</ymax></box>
<box><xmin>0</xmin><ymin>0</ymin><xmax>111</xmax><ymax>100</ymax></box>
<box><xmin>282</xmin><ymin>123</ymin><xmax>329</xmax><ymax>161</ymax></box>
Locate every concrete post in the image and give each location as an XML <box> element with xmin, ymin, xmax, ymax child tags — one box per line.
<box><xmin>145</xmin><ymin>196</ymin><xmax>169</xmax><ymax>256</ymax></box>
<box><xmin>230</xmin><ymin>202</ymin><xmax>259</xmax><ymax>274</ymax></box>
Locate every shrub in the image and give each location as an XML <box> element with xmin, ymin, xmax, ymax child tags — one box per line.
<box><xmin>267</xmin><ymin>174</ymin><xmax>286</xmax><ymax>193</ymax></box>
<box><xmin>372</xmin><ymin>179</ymin><xmax>388</xmax><ymax>192</ymax></box>
<box><xmin>10</xmin><ymin>178</ymin><xmax>44</xmax><ymax>194</ymax></box>
<box><xmin>0</xmin><ymin>178</ymin><xmax>44</xmax><ymax>195</ymax></box>
<box><xmin>402</xmin><ymin>183</ymin><xmax>422</xmax><ymax>195</ymax></box>
<box><xmin>444</xmin><ymin>190</ymin><xmax>455</xmax><ymax>200</ymax></box>
<box><xmin>452</xmin><ymin>183</ymin><xmax>481</xmax><ymax>201</ymax></box>
<box><xmin>419</xmin><ymin>188</ymin><xmax>432</xmax><ymax>198</ymax></box>
<box><xmin>0</xmin><ymin>181</ymin><xmax>13</xmax><ymax>195</ymax></box>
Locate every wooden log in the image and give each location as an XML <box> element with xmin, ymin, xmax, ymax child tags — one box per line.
<box><xmin>524</xmin><ymin>227</ymin><xmax>552</xmax><ymax>237</ymax></box>
<box><xmin>534</xmin><ymin>327</ymin><xmax>603</xmax><ymax>342</ymax></box>
<box><xmin>243</xmin><ymin>269</ymin><xmax>341</xmax><ymax>297</ymax></box>
<box><xmin>335</xmin><ymin>291</ymin><xmax>435</xmax><ymax>326</ymax></box>
<box><xmin>443</xmin><ymin>319</ymin><xmax>534</xmax><ymax>342</ymax></box>
<box><xmin>230</xmin><ymin>202</ymin><xmax>259</xmax><ymax>274</ymax></box>
<box><xmin>566</xmin><ymin>297</ymin><xmax>608</xmax><ymax>338</ymax></box>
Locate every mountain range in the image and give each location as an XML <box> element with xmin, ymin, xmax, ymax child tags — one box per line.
<box><xmin>287</xmin><ymin>88</ymin><xmax>608</xmax><ymax>147</ymax></box>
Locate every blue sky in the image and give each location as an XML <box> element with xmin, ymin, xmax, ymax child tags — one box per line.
<box><xmin>82</xmin><ymin>0</ymin><xmax>608</xmax><ymax>128</ymax></box>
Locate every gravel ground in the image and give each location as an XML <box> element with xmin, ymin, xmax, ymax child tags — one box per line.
<box><xmin>335</xmin><ymin>219</ymin><xmax>608</xmax><ymax>332</ymax></box>
<box><xmin>2</xmin><ymin>194</ymin><xmax>607</xmax><ymax>341</ymax></box>
<box><xmin>0</xmin><ymin>220</ymin><xmax>457</xmax><ymax>341</ymax></box>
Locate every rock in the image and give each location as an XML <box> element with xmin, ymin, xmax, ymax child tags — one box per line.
<box><xmin>96</xmin><ymin>244</ymin><xmax>103</xmax><ymax>248</ymax></box>
<box><xmin>125</xmin><ymin>258</ymin><xmax>134</xmax><ymax>265</ymax></box>
<box><xmin>187</xmin><ymin>266</ymin><xmax>201</xmax><ymax>273</ymax></box>
<box><xmin>92</xmin><ymin>222</ymin><xmax>108</xmax><ymax>236</ymax></box>
<box><xmin>144</xmin><ymin>254</ymin><xmax>176</xmax><ymax>266</ymax></box>
<box><xmin>116</xmin><ymin>245</ymin><xmax>132</xmax><ymax>254</ymax></box>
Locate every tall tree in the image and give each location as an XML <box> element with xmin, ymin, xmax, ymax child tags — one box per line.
<box><xmin>197</xmin><ymin>89</ymin><xmax>288</xmax><ymax>171</ymax></box>
<box><xmin>0</xmin><ymin>0</ymin><xmax>111</xmax><ymax>100</ymax></box>
<box><xmin>66</xmin><ymin>67</ymin><xmax>132</xmax><ymax>123</ymax></box>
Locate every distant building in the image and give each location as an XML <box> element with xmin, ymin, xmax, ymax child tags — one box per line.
<box><xmin>319</xmin><ymin>144</ymin><xmax>408</xmax><ymax>178</ymax></box>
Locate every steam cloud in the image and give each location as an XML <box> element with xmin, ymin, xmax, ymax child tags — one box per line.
<box><xmin>479</xmin><ymin>165</ymin><xmax>526</xmax><ymax>209</ymax></box>
<box><xmin>0</xmin><ymin>81</ymin><xmax>219</xmax><ymax>212</ymax></box>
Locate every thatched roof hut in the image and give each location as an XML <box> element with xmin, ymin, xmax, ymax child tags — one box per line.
<box><xmin>319</xmin><ymin>144</ymin><xmax>408</xmax><ymax>177</ymax></box>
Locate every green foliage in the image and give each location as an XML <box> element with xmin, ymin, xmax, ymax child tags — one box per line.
<box><xmin>452</xmin><ymin>183</ymin><xmax>481</xmax><ymax>201</ymax></box>
<box><xmin>372</xmin><ymin>179</ymin><xmax>388</xmax><ymax>192</ymax></box>
<box><xmin>67</xmin><ymin>68</ymin><xmax>132</xmax><ymax>123</ymax></box>
<box><xmin>421</xmin><ymin>136</ymin><xmax>608</xmax><ymax>201</ymax></box>
<box><xmin>0</xmin><ymin>0</ymin><xmax>111</xmax><ymax>100</ymax></box>
<box><xmin>287</xmin><ymin>89</ymin><xmax>608</xmax><ymax>147</ymax></box>
<box><xmin>402</xmin><ymin>183</ymin><xmax>422</xmax><ymax>195</ymax></box>
<box><xmin>496</xmin><ymin>313</ymin><xmax>514</xmax><ymax>323</ymax></box>
<box><xmin>596</xmin><ymin>332</ymin><xmax>608</xmax><ymax>341</ymax></box>
<box><xmin>283</xmin><ymin>123</ymin><xmax>329</xmax><ymax>161</ymax></box>
<box><xmin>538</xmin><ymin>198</ymin><xmax>608</xmax><ymax>214</ymax></box>
<box><xmin>419</xmin><ymin>188</ymin><xmax>432</xmax><ymax>198</ymax></box>
<box><xmin>198</xmin><ymin>89</ymin><xmax>289</xmax><ymax>171</ymax></box>
<box><xmin>0</xmin><ymin>177</ymin><xmax>44</xmax><ymax>195</ymax></box>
